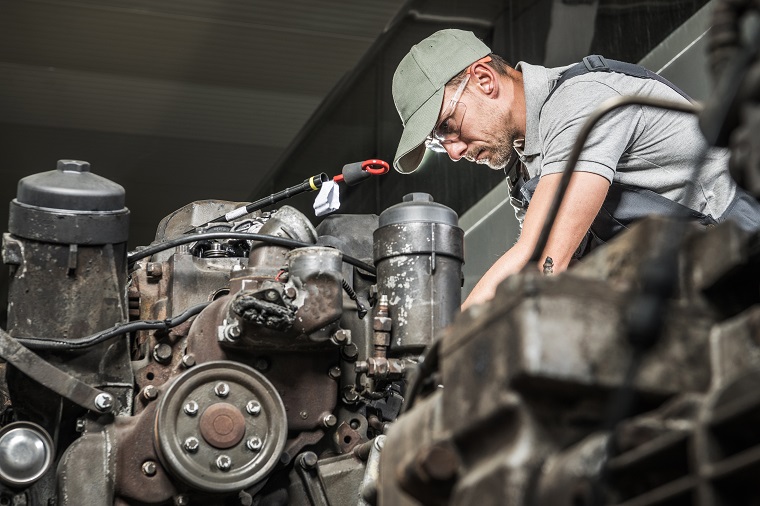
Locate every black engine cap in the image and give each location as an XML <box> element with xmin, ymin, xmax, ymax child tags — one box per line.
<box><xmin>16</xmin><ymin>159</ymin><xmax>126</xmax><ymax>212</ymax></box>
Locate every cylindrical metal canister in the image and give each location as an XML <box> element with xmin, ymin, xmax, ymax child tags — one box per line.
<box><xmin>373</xmin><ymin>193</ymin><xmax>464</xmax><ymax>354</ymax></box>
<box><xmin>4</xmin><ymin>159</ymin><xmax>130</xmax><ymax>339</ymax></box>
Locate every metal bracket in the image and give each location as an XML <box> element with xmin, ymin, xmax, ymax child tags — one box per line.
<box><xmin>0</xmin><ymin>328</ymin><xmax>115</xmax><ymax>413</ymax></box>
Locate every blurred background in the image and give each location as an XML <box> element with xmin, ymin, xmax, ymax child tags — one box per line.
<box><xmin>0</xmin><ymin>0</ymin><xmax>715</xmax><ymax>302</ymax></box>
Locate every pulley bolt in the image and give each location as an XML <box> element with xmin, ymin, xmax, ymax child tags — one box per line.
<box><xmin>328</xmin><ymin>366</ymin><xmax>341</xmax><ymax>379</ymax></box>
<box><xmin>142</xmin><ymin>461</ymin><xmax>157</xmax><ymax>477</ymax></box>
<box><xmin>322</xmin><ymin>414</ymin><xmax>337</xmax><ymax>428</ymax></box>
<box><xmin>246</xmin><ymin>437</ymin><xmax>263</xmax><ymax>452</ymax></box>
<box><xmin>214</xmin><ymin>382</ymin><xmax>230</xmax><ymax>398</ymax></box>
<box><xmin>264</xmin><ymin>290</ymin><xmax>278</xmax><ymax>301</ymax></box>
<box><xmin>184</xmin><ymin>401</ymin><xmax>199</xmax><ymax>416</ymax></box>
<box><xmin>142</xmin><ymin>385</ymin><xmax>158</xmax><ymax>401</ymax></box>
<box><xmin>246</xmin><ymin>400</ymin><xmax>262</xmax><ymax>416</ymax></box>
<box><xmin>181</xmin><ymin>354</ymin><xmax>196</xmax><ymax>368</ymax></box>
<box><xmin>216</xmin><ymin>455</ymin><xmax>232</xmax><ymax>471</ymax></box>
<box><xmin>94</xmin><ymin>393</ymin><xmax>114</xmax><ymax>412</ymax></box>
<box><xmin>184</xmin><ymin>437</ymin><xmax>200</xmax><ymax>453</ymax></box>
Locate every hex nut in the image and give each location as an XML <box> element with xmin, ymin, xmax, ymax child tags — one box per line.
<box><xmin>94</xmin><ymin>393</ymin><xmax>114</xmax><ymax>412</ymax></box>
<box><xmin>216</xmin><ymin>455</ymin><xmax>232</xmax><ymax>471</ymax></box>
<box><xmin>246</xmin><ymin>400</ymin><xmax>262</xmax><ymax>416</ymax></box>
<box><xmin>214</xmin><ymin>382</ymin><xmax>230</xmax><ymax>398</ymax></box>
<box><xmin>328</xmin><ymin>366</ymin><xmax>341</xmax><ymax>379</ymax></box>
<box><xmin>322</xmin><ymin>414</ymin><xmax>337</xmax><ymax>428</ymax></box>
<box><xmin>184</xmin><ymin>401</ymin><xmax>199</xmax><ymax>416</ymax></box>
<box><xmin>184</xmin><ymin>437</ymin><xmax>200</xmax><ymax>453</ymax></box>
<box><xmin>143</xmin><ymin>385</ymin><xmax>159</xmax><ymax>401</ymax></box>
<box><xmin>181</xmin><ymin>354</ymin><xmax>196</xmax><ymax>368</ymax></box>
<box><xmin>246</xmin><ymin>437</ymin><xmax>263</xmax><ymax>452</ymax></box>
<box><xmin>142</xmin><ymin>461</ymin><xmax>157</xmax><ymax>477</ymax></box>
<box><xmin>153</xmin><ymin>343</ymin><xmax>173</xmax><ymax>364</ymax></box>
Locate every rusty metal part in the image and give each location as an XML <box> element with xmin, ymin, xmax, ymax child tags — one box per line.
<box><xmin>335</xmin><ymin>422</ymin><xmax>363</xmax><ymax>454</ymax></box>
<box><xmin>199</xmin><ymin>402</ymin><xmax>247</xmax><ymax>449</ymax></box>
<box><xmin>154</xmin><ymin>361</ymin><xmax>287</xmax><ymax>493</ymax></box>
<box><xmin>355</xmin><ymin>358</ymin><xmax>405</xmax><ymax>380</ymax></box>
<box><xmin>295</xmin><ymin>452</ymin><xmax>332</xmax><ymax>506</ymax></box>
<box><xmin>397</xmin><ymin>440</ymin><xmax>461</xmax><ymax>502</ymax></box>
<box><xmin>0</xmin><ymin>328</ymin><xmax>115</xmax><ymax>413</ymax></box>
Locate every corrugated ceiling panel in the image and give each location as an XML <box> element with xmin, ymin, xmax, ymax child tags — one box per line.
<box><xmin>0</xmin><ymin>62</ymin><xmax>320</xmax><ymax>146</ymax></box>
<box><xmin>0</xmin><ymin>1</ymin><xmax>380</xmax><ymax>95</ymax></box>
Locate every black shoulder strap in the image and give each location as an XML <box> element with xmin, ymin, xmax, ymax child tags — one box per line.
<box><xmin>545</xmin><ymin>55</ymin><xmax>692</xmax><ymax>104</ymax></box>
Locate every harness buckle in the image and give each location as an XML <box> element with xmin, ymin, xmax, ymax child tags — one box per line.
<box><xmin>583</xmin><ymin>55</ymin><xmax>610</xmax><ymax>72</ymax></box>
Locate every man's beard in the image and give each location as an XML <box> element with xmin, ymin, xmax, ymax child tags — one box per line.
<box><xmin>464</xmin><ymin>122</ymin><xmax>519</xmax><ymax>170</ymax></box>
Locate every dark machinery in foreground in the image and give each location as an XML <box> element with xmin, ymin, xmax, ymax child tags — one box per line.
<box><xmin>3</xmin><ymin>0</ymin><xmax>760</xmax><ymax>503</ymax></box>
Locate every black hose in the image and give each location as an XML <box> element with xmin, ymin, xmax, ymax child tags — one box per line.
<box><xmin>527</xmin><ymin>96</ymin><xmax>702</xmax><ymax>265</ymax></box>
<box><xmin>128</xmin><ymin>232</ymin><xmax>377</xmax><ymax>275</ymax></box>
<box><xmin>15</xmin><ymin>302</ymin><xmax>212</xmax><ymax>351</ymax></box>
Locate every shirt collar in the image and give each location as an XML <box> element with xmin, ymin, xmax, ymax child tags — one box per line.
<box><xmin>514</xmin><ymin>61</ymin><xmax>569</xmax><ymax>158</ymax></box>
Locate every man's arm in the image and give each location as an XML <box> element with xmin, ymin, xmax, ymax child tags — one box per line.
<box><xmin>462</xmin><ymin>171</ymin><xmax>610</xmax><ymax>310</ymax></box>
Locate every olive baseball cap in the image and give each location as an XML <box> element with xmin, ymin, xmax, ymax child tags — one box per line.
<box><xmin>392</xmin><ymin>29</ymin><xmax>491</xmax><ymax>174</ymax></box>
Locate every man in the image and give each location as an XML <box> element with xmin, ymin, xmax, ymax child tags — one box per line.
<box><xmin>391</xmin><ymin>29</ymin><xmax>760</xmax><ymax>309</ymax></box>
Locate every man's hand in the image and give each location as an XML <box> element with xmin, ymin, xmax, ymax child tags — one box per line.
<box><xmin>462</xmin><ymin>170</ymin><xmax>610</xmax><ymax>310</ymax></box>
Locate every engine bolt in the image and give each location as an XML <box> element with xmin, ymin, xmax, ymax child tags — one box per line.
<box><xmin>174</xmin><ymin>495</ymin><xmax>190</xmax><ymax>506</ymax></box>
<box><xmin>284</xmin><ymin>286</ymin><xmax>297</xmax><ymax>298</ymax></box>
<box><xmin>322</xmin><ymin>414</ymin><xmax>337</xmax><ymax>428</ymax></box>
<box><xmin>152</xmin><ymin>343</ymin><xmax>173</xmax><ymax>364</ymax></box>
<box><xmin>246</xmin><ymin>400</ymin><xmax>262</xmax><ymax>416</ymax></box>
<box><xmin>146</xmin><ymin>262</ymin><xmax>163</xmax><ymax>279</ymax></box>
<box><xmin>299</xmin><ymin>452</ymin><xmax>318</xmax><ymax>470</ymax></box>
<box><xmin>184</xmin><ymin>401</ymin><xmax>199</xmax><ymax>416</ymax></box>
<box><xmin>184</xmin><ymin>437</ymin><xmax>200</xmax><ymax>453</ymax></box>
<box><xmin>94</xmin><ymin>393</ymin><xmax>114</xmax><ymax>412</ymax></box>
<box><xmin>216</xmin><ymin>455</ymin><xmax>232</xmax><ymax>471</ymax></box>
<box><xmin>142</xmin><ymin>385</ymin><xmax>158</xmax><ymax>401</ymax></box>
<box><xmin>75</xmin><ymin>418</ymin><xmax>86</xmax><ymax>433</ymax></box>
<box><xmin>142</xmin><ymin>461</ymin><xmax>157</xmax><ymax>477</ymax></box>
<box><xmin>181</xmin><ymin>354</ymin><xmax>196</xmax><ymax>368</ymax></box>
<box><xmin>246</xmin><ymin>437</ymin><xmax>263</xmax><ymax>452</ymax></box>
<box><xmin>225</xmin><ymin>324</ymin><xmax>241</xmax><ymax>340</ymax></box>
<box><xmin>299</xmin><ymin>411</ymin><xmax>308</xmax><ymax>420</ymax></box>
<box><xmin>328</xmin><ymin>366</ymin><xmax>341</xmax><ymax>379</ymax></box>
<box><xmin>264</xmin><ymin>290</ymin><xmax>278</xmax><ymax>301</ymax></box>
<box><xmin>253</xmin><ymin>358</ymin><xmax>270</xmax><ymax>372</ymax></box>
<box><xmin>214</xmin><ymin>382</ymin><xmax>230</xmax><ymax>397</ymax></box>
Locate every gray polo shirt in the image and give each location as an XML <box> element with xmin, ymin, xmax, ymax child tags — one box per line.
<box><xmin>514</xmin><ymin>61</ymin><xmax>736</xmax><ymax>220</ymax></box>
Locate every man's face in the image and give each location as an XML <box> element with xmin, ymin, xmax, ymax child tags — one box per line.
<box><xmin>435</xmin><ymin>73</ymin><xmax>522</xmax><ymax>170</ymax></box>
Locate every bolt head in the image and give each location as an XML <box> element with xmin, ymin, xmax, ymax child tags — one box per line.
<box><xmin>142</xmin><ymin>461</ymin><xmax>157</xmax><ymax>476</ymax></box>
<box><xmin>181</xmin><ymin>354</ymin><xmax>196</xmax><ymax>368</ymax></box>
<box><xmin>214</xmin><ymin>382</ymin><xmax>230</xmax><ymax>398</ymax></box>
<box><xmin>322</xmin><ymin>414</ymin><xmax>337</xmax><ymax>428</ymax></box>
<box><xmin>264</xmin><ymin>290</ymin><xmax>279</xmax><ymax>301</ymax></box>
<box><xmin>246</xmin><ymin>400</ymin><xmax>262</xmax><ymax>416</ymax></box>
<box><xmin>328</xmin><ymin>366</ymin><xmax>341</xmax><ymax>379</ymax></box>
<box><xmin>152</xmin><ymin>343</ymin><xmax>173</xmax><ymax>364</ymax></box>
<box><xmin>299</xmin><ymin>451</ymin><xmax>318</xmax><ymax>470</ymax></box>
<box><xmin>246</xmin><ymin>437</ymin><xmax>263</xmax><ymax>452</ymax></box>
<box><xmin>184</xmin><ymin>401</ymin><xmax>199</xmax><ymax>416</ymax></box>
<box><xmin>299</xmin><ymin>411</ymin><xmax>308</xmax><ymax>420</ymax></box>
<box><xmin>143</xmin><ymin>385</ymin><xmax>158</xmax><ymax>401</ymax></box>
<box><xmin>184</xmin><ymin>437</ymin><xmax>200</xmax><ymax>453</ymax></box>
<box><xmin>174</xmin><ymin>495</ymin><xmax>190</xmax><ymax>506</ymax></box>
<box><xmin>284</xmin><ymin>286</ymin><xmax>297</xmax><ymax>298</ymax></box>
<box><xmin>216</xmin><ymin>455</ymin><xmax>232</xmax><ymax>471</ymax></box>
<box><xmin>146</xmin><ymin>262</ymin><xmax>163</xmax><ymax>278</ymax></box>
<box><xmin>94</xmin><ymin>393</ymin><xmax>114</xmax><ymax>412</ymax></box>
<box><xmin>75</xmin><ymin>418</ymin><xmax>86</xmax><ymax>433</ymax></box>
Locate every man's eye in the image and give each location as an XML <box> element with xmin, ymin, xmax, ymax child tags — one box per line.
<box><xmin>436</xmin><ymin>118</ymin><xmax>455</xmax><ymax>137</ymax></box>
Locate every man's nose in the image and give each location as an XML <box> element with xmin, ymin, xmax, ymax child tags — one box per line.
<box><xmin>444</xmin><ymin>139</ymin><xmax>468</xmax><ymax>161</ymax></box>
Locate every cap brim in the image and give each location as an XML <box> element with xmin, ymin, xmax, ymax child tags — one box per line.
<box><xmin>393</xmin><ymin>87</ymin><xmax>445</xmax><ymax>174</ymax></box>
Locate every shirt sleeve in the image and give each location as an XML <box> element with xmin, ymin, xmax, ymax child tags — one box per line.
<box><xmin>539</xmin><ymin>79</ymin><xmax>645</xmax><ymax>183</ymax></box>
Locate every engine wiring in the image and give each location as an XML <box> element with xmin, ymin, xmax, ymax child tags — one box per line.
<box><xmin>127</xmin><ymin>231</ymin><xmax>377</xmax><ymax>275</ymax></box>
<box><xmin>14</xmin><ymin>302</ymin><xmax>212</xmax><ymax>351</ymax></box>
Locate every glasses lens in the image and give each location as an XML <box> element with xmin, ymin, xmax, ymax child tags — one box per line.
<box><xmin>432</xmin><ymin>103</ymin><xmax>466</xmax><ymax>142</ymax></box>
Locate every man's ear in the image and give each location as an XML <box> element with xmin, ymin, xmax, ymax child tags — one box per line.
<box><xmin>470</xmin><ymin>62</ymin><xmax>498</xmax><ymax>97</ymax></box>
